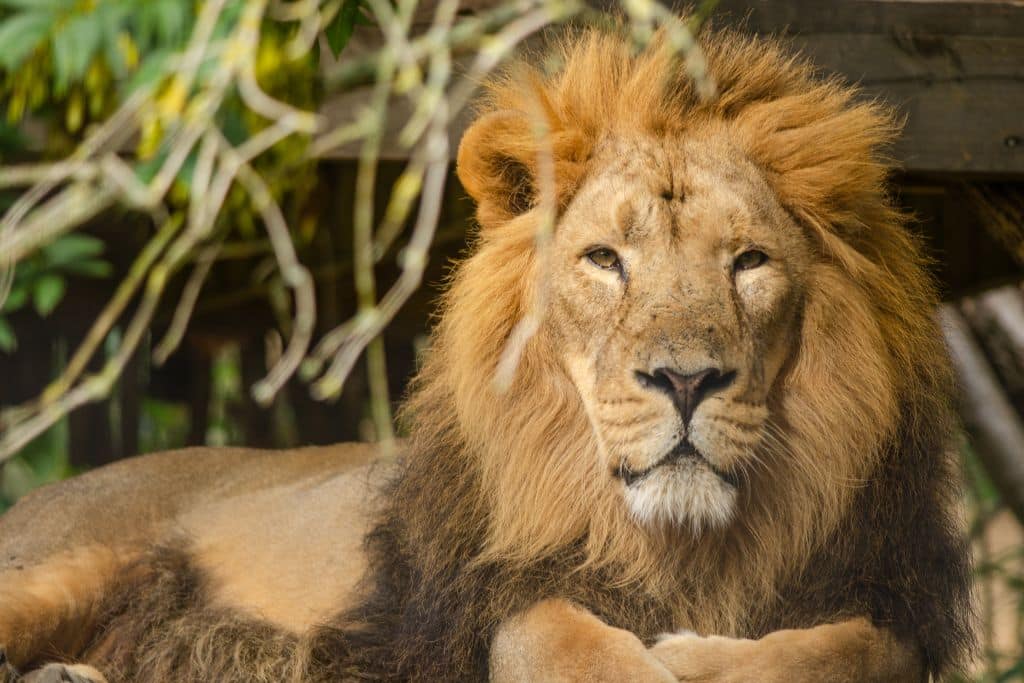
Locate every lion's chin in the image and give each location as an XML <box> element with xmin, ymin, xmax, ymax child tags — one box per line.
<box><xmin>623</xmin><ymin>459</ymin><xmax>738</xmax><ymax>533</ymax></box>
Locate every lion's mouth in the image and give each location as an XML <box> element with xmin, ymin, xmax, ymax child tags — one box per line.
<box><xmin>616</xmin><ymin>440</ymin><xmax>738</xmax><ymax>488</ymax></box>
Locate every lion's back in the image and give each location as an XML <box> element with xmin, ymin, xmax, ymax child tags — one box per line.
<box><xmin>0</xmin><ymin>442</ymin><xmax>388</xmax><ymax>572</ymax></box>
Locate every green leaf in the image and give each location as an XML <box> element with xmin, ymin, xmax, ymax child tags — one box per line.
<box><xmin>152</xmin><ymin>0</ymin><xmax>190</xmax><ymax>46</ymax></box>
<box><xmin>0</xmin><ymin>315</ymin><xmax>15</xmax><ymax>353</ymax></box>
<box><xmin>52</xmin><ymin>12</ymin><xmax>103</xmax><ymax>94</ymax></box>
<box><xmin>124</xmin><ymin>49</ymin><xmax>171</xmax><ymax>95</ymax></box>
<box><xmin>1</xmin><ymin>285</ymin><xmax>27</xmax><ymax>313</ymax></box>
<box><xmin>96</xmin><ymin>3</ymin><xmax>132</xmax><ymax>76</ymax></box>
<box><xmin>0</xmin><ymin>0</ymin><xmax>69</xmax><ymax>9</ymax></box>
<box><xmin>61</xmin><ymin>259</ymin><xmax>112</xmax><ymax>278</ymax></box>
<box><xmin>32</xmin><ymin>273</ymin><xmax>65</xmax><ymax>316</ymax></box>
<box><xmin>134</xmin><ymin>146</ymin><xmax>169</xmax><ymax>184</ymax></box>
<box><xmin>326</xmin><ymin>0</ymin><xmax>361</xmax><ymax>57</ymax></box>
<box><xmin>43</xmin><ymin>233</ymin><xmax>105</xmax><ymax>265</ymax></box>
<box><xmin>0</xmin><ymin>11</ymin><xmax>52</xmax><ymax>72</ymax></box>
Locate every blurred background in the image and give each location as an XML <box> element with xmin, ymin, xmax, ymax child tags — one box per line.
<box><xmin>0</xmin><ymin>0</ymin><xmax>1022</xmax><ymax>679</ymax></box>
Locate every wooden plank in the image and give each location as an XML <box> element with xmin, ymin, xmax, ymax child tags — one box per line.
<box><xmin>711</xmin><ymin>0</ymin><xmax>1024</xmax><ymax>175</ymax></box>
<box><xmin>321</xmin><ymin>0</ymin><xmax>1024</xmax><ymax>176</ymax></box>
<box><xmin>711</xmin><ymin>0</ymin><xmax>1024</xmax><ymax>38</ymax></box>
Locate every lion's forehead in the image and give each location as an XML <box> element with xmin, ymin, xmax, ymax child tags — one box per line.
<box><xmin>568</xmin><ymin>141</ymin><xmax>781</xmax><ymax>249</ymax></box>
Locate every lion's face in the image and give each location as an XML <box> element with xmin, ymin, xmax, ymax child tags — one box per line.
<box><xmin>547</xmin><ymin>136</ymin><xmax>810</xmax><ymax>531</ymax></box>
<box><xmin>449</xmin><ymin>29</ymin><xmax>936</xmax><ymax>569</ymax></box>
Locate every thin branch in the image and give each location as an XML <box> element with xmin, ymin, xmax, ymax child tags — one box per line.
<box><xmin>42</xmin><ymin>215</ymin><xmax>183</xmax><ymax>403</ymax></box>
<box><xmin>322</xmin><ymin>1</ymin><xmax>534</xmax><ymax>91</ymax></box>
<box><xmin>0</xmin><ymin>183</ymin><xmax>117</xmax><ymax>264</ymax></box>
<box><xmin>152</xmin><ymin>241</ymin><xmax>223</xmax><ymax>365</ymax></box>
<box><xmin>235</xmin><ymin>0</ymin><xmax>323</xmax><ymax>134</ymax></box>
<box><xmin>230</xmin><ymin>152</ymin><xmax>317</xmax><ymax>406</ymax></box>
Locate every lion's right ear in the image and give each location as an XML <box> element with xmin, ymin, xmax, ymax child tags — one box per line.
<box><xmin>456</xmin><ymin>111</ymin><xmax>539</xmax><ymax>227</ymax></box>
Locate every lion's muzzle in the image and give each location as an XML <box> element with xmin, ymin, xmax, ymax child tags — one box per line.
<box><xmin>633</xmin><ymin>366</ymin><xmax>736</xmax><ymax>426</ymax></box>
<box><xmin>616</xmin><ymin>439</ymin><xmax>739</xmax><ymax>489</ymax></box>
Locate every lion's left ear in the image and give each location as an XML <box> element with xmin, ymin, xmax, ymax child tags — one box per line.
<box><xmin>456</xmin><ymin>109</ymin><xmax>590</xmax><ymax>229</ymax></box>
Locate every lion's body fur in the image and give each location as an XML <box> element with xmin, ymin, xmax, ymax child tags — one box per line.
<box><xmin>0</xmin><ymin>22</ymin><xmax>973</xmax><ymax>682</ymax></box>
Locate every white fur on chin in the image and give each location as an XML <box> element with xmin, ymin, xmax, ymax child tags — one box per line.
<box><xmin>623</xmin><ymin>459</ymin><xmax>737</xmax><ymax>534</ymax></box>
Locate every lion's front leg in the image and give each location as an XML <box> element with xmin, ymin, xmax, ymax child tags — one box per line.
<box><xmin>489</xmin><ymin>599</ymin><xmax>676</xmax><ymax>683</ymax></box>
<box><xmin>649</xmin><ymin>618</ymin><xmax>925</xmax><ymax>683</ymax></box>
<box><xmin>20</xmin><ymin>664</ymin><xmax>108</xmax><ymax>683</ymax></box>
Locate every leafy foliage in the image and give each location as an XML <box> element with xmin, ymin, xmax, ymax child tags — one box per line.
<box><xmin>0</xmin><ymin>233</ymin><xmax>111</xmax><ymax>353</ymax></box>
<box><xmin>0</xmin><ymin>0</ymin><xmax>194</xmax><ymax>135</ymax></box>
<box><xmin>325</xmin><ymin>0</ymin><xmax>373</xmax><ymax>57</ymax></box>
<box><xmin>0</xmin><ymin>0</ymin><xmax>381</xmax><ymax>503</ymax></box>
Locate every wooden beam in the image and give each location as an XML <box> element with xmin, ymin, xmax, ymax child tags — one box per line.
<box><xmin>322</xmin><ymin>0</ymin><xmax>1024</xmax><ymax>177</ymax></box>
<box><xmin>711</xmin><ymin>0</ymin><xmax>1024</xmax><ymax>176</ymax></box>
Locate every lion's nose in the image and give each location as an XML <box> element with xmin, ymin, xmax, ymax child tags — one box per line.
<box><xmin>634</xmin><ymin>366</ymin><xmax>736</xmax><ymax>424</ymax></box>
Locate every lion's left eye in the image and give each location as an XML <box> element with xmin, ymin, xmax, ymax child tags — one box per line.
<box><xmin>586</xmin><ymin>247</ymin><xmax>622</xmax><ymax>272</ymax></box>
<box><xmin>734</xmin><ymin>249</ymin><xmax>768</xmax><ymax>272</ymax></box>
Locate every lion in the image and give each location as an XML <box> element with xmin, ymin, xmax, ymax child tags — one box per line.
<box><xmin>0</xmin><ymin>22</ymin><xmax>974</xmax><ymax>683</ymax></box>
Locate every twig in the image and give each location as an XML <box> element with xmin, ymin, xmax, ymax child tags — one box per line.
<box><xmin>231</xmin><ymin>153</ymin><xmax>317</xmax><ymax>406</ymax></box>
<box><xmin>235</xmin><ymin>0</ymin><xmax>323</xmax><ymax>134</ymax></box>
<box><xmin>311</xmin><ymin>0</ymin><xmax>581</xmax><ymax>393</ymax></box>
<box><xmin>152</xmin><ymin>241</ymin><xmax>223</xmax><ymax>365</ymax></box>
<box><xmin>41</xmin><ymin>215</ymin><xmax>183</xmax><ymax>404</ymax></box>
<box><xmin>493</xmin><ymin>103</ymin><xmax>556</xmax><ymax>391</ymax></box>
<box><xmin>322</xmin><ymin>1</ymin><xmax>533</xmax><ymax>92</ymax></box>
<box><xmin>0</xmin><ymin>183</ymin><xmax>117</xmax><ymax>264</ymax></box>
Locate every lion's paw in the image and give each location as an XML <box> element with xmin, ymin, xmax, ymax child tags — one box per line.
<box><xmin>650</xmin><ymin>633</ymin><xmax>759</xmax><ymax>683</ymax></box>
<box><xmin>19</xmin><ymin>664</ymin><xmax>107</xmax><ymax>683</ymax></box>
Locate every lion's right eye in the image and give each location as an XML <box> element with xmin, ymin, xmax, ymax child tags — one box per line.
<box><xmin>585</xmin><ymin>247</ymin><xmax>622</xmax><ymax>273</ymax></box>
<box><xmin>734</xmin><ymin>249</ymin><xmax>768</xmax><ymax>272</ymax></box>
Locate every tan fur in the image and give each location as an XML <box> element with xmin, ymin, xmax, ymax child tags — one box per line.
<box><xmin>0</xmin><ymin>444</ymin><xmax>383</xmax><ymax>676</ymax></box>
<box><xmin>0</xmin><ymin>545</ymin><xmax>129</xmax><ymax>666</ymax></box>
<box><xmin>182</xmin><ymin>460</ymin><xmax>386</xmax><ymax>631</ymax></box>
<box><xmin>650</xmin><ymin>618</ymin><xmax>924</xmax><ymax>682</ymax></box>
<box><xmin>491</xmin><ymin>600</ymin><xmax>675</xmax><ymax>682</ymax></box>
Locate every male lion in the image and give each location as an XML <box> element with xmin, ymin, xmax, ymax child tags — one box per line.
<box><xmin>1</xmin><ymin>24</ymin><xmax>974</xmax><ymax>683</ymax></box>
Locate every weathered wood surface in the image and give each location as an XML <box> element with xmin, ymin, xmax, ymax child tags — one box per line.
<box><xmin>323</xmin><ymin>0</ymin><xmax>1024</xmax><ymax>177</ymax></box>
<box><xmin>712</xmin><ymin>0</ymin><xmax>1024</xmax><ymax>176</ymax></box>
